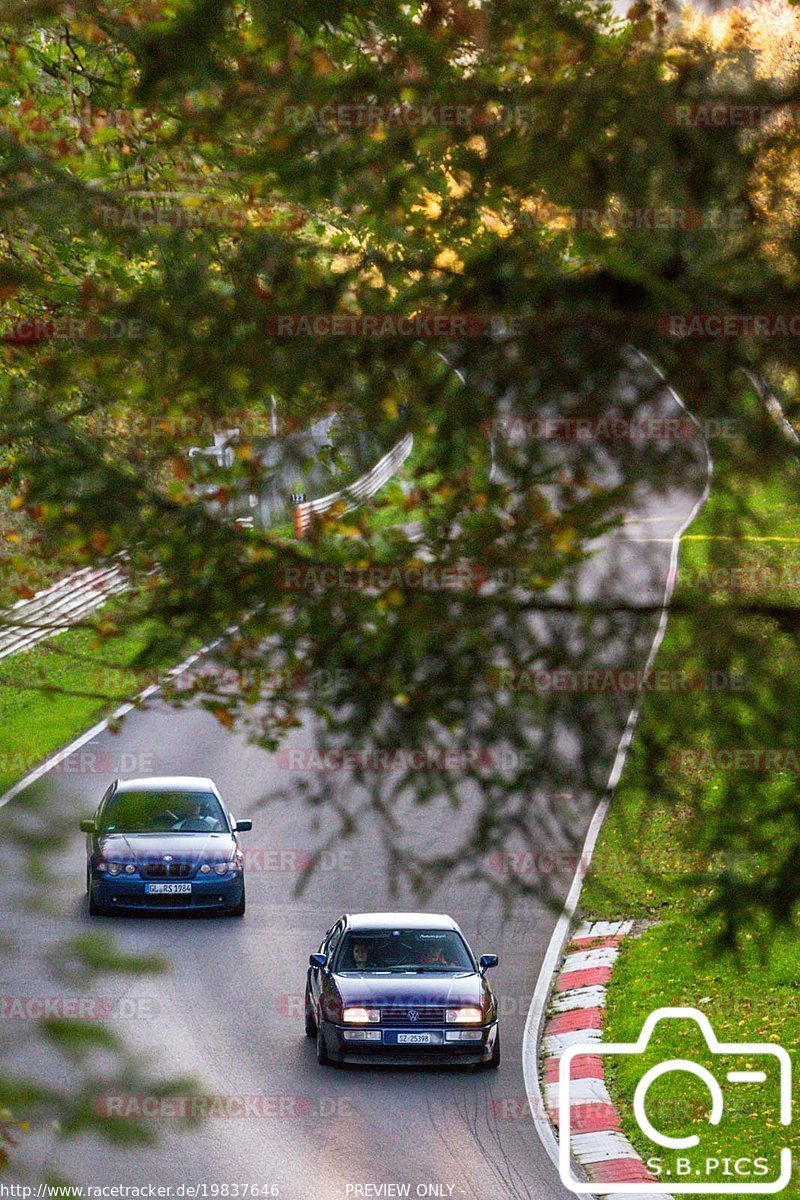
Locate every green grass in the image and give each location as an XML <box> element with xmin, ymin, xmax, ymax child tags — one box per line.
<box><xmin>599</xmin><ymin>923</ymin><xmax>798</xmax><ymax>1190</ymax></box>
<box><xmin>0</xmin><ymin>611</ymin><xmax>174</xmax><ymax>796</ymax></box>
<box><xmin>578</xmin><ymin>457</ymin><xmax>800</xmax><ymax>1189</ymax></box>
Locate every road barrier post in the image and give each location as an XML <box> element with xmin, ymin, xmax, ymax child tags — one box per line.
<box><xmin>291</xmin><ymin>492</ymin><xmax>307</xmax><ymax>538</ymax></box>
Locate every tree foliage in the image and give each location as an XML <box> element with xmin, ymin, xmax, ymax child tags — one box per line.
<box><xmin>0</xmin><ymin>12</ymin><xmax>800</xmax><ymax>1156</ymax></box>
<box><xmin>2</xmin><ymin>0</ymin><xmax>800</xmax><ymax>910</ymax></box>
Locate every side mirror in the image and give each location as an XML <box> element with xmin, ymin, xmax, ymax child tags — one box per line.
<box><xmin>235</xmin><ymin>819</ymin><xmax>253</xmax><ymax>832</ymax></box>
<box><xmin>479</xmin><ymin>953</ymin><xmax>499</xmax><ymax>973</ymax></box>
<box><xmin>309</xmin><ymin>953</ymin><xmax>327</xmax><ymax>970</ymax></box>
<box><xmin>79</xmin><ymin>819</ymin><xmax>96</xmax><ymax>834</ymax></box>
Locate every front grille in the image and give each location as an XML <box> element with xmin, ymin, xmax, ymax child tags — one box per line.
<box><xmin>141</xmin><ymin>862</ymin><xmax>193</xmax><ymax>878</ymax></box>
<box><xmin>144</xmin><ymin>893</ymin><xmax>194</xmax><ymax>907</ymax></box>
<box><xmin>381</xmin><ymin>1006</ymin><xmax>446</xmax><ymax>1026</ymax></box>
<box><xmin>110</xmin><ymin>894</ymin><xmax>227</xmax><ymax>908</ymax></box>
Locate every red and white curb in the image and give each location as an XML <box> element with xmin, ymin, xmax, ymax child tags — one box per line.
<box><xmin>541</xmin><ymin>920</ymin><xmax>673</xmax><ymax>1199</ymax></box>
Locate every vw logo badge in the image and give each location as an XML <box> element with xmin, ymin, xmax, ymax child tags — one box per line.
<box><xmin>407</xmin><ymin>1009</ymin><xmax>419</xmax><ymax>1022</ymax></box>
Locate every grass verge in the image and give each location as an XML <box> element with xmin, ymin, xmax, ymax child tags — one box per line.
<box><xmin>578</xmin><ymin>454</ymin><xmax>800</xmax><ymax>1189</ymax></box>
<box><xmin>0</xmin><ymin>607</ymin><xmax>183</xmax><ymax>796</ymax></box>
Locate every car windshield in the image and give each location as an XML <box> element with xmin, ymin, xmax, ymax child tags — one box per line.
<box><xmin>336</xmin><ymin>929</ymin><xmax>473</xmax><ymax>973</ymax></box>
<box><xmin>100</xmin><ymin>790</ymin><xmax>227</xmax><ymax>834</ymax></box>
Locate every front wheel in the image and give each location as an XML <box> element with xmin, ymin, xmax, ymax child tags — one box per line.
<box><xmin>478</xmin><ymin>1028</ymin><xmax>500</xmax><ymax>1070</ymax></box>
<box><xmin>304</xmin><ymin>989</ymin><xmax>317</xmax><ymax>1038</ymax></box>
<box><xmin>316</xmin><ymin>1023</ymin><xmax>330</xmax><ymax>1065</ymax></box>
<box><xmin>88</xmin><ymin>890</ymin><xmax>107</xmax><ymax>917</ymax></box>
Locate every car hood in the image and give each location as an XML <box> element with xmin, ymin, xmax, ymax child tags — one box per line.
<box><xmin>333</xmin><ymin>972</ymin><xmax>485</xmax><ymax>1007</ymax></box>
<box><xmin>95</xmin><ymin>832</ymin><xmax>235</xmax><ymax>867</ymax></box>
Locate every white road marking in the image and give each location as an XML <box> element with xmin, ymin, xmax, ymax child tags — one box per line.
<box><xmin>522</xmin><ymin>353</ymin><xmax>713</xmax><ymax>1198</ymax></box>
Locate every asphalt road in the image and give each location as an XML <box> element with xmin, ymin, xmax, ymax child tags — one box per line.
<box><xmin>2</xmin><ymin>375</ymin><xmax>709</xmax><ymax>1200</ymax></box>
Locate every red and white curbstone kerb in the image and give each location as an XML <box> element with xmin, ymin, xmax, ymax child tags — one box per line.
<box><xmin>541</xmin><ymin>920</ymin><xmax>673</xmax><ymax>1200</ymax></box>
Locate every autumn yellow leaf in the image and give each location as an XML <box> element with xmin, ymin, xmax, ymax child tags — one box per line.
<box><xmin>552</xmin><ymin>525</ymin><xmax>577</xmax><ymax>553</ymax></box>
<box><xmin>211</xmin><ymin>705</ymin><xmax>235</xmax><ymax>728</ymax></box>
<box><xmin>433</xmin><ymin>247</ymin><xmax>464</xmax><ymax>273</ymax></box>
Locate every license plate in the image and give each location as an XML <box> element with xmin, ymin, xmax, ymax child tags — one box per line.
<box><xmin>382</xmin><ymin>1029</ymin><xmax>443</xmax><ymax>1046</ymax></box>
<box><xmin>145</xmin><ymin>882</ymin><xmax>192</xmax><ymax>895</ymax></box>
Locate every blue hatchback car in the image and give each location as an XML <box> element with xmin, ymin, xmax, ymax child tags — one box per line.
<box><xmin>81</xmin><ymin>776</ymin><xmax>252</xmax><ymax>916</ymax></box>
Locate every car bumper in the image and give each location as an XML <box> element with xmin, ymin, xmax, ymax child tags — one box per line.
<box><xmin>90</xmin><ymin>874</ymin><xmax>244</xmax><ymax>912</ymax></box>
<box><xmin>321</xmin><ymin>1019</ymin><xmax>498</xmax><ymax>1066</ymax></box>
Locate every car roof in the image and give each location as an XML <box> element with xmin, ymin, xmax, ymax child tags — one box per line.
<box><xmin>114</xmin><ymin>776</ymin><xmax>219</xmax><ymax>794</ymax></box>
<box><xmin>345</xmin><ymin>912</ymin><xmax>460</xmax><ymax>931</ymax></box>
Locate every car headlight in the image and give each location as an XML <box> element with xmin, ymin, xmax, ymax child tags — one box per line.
<box><xmin>199</xmin><ymin>864</ymin><xmax>212</xmax><ymax>874</ymax></box>
<box><xmin>105</xmin><ymin>862</ymin><xmax>124</xmax><ymax>876</ymax></box>
<box><xmin>446</xmin><ymin>1006</ymin><xmax>484</xmax><ymax>1024</ymax></box>
<box><xmin>342</xmin><ymin>1007</ymin><xmax>381</xmax><ymax>1024</ymax></box>
<box><xmin>124</xmin><ymin>863</ymin><xmax>136</xmax><ymax>874</ymax></box>
<box><xmin>214</xmin><ymin>862</ymin><xmax>232</xmax><ymax>875</ymax></box>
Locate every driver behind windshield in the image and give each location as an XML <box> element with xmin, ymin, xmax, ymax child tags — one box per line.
<box><xmin>420</xmin><ymin>943</ymin><xmax>453</xmax><ymax>966</ymax></box>
<box><xmin>178</xmin><ymin>797</ymin><xmax>223</xmax><ymax>831</ymax></box>
<box><xmin>352</xmin><ymin>941</ymin><xmax>373</xmax><ymax>970</ymax></box>
<box><xmin>337</xmin><ymin>930</ymin><xmax>471</xmax><ymax>971</ymax></box>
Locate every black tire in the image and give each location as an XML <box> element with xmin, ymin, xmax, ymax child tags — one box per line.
<box><xmin>88</xmin><ymin>891</ymin><xmax>106</xmax><ymax>917</ymax></box>
<box><xmin>228</xmin><ymin>883</ymin><xmax>246</xmax><ymax>917</ymax></box>
<box><xmin>316</xmin><ymin>1023</ymin><xmax>331</xmax><ymax>1065</ymax></box>
<box><xmin>304</xmin><ymin>989</ymin><xmax>317</xmax><ymax>1038</ymax></box>
<box><xmin>478</xmin><ymin>1028</ymin><xmax>500</xmax><ymax>1070</ymax></box>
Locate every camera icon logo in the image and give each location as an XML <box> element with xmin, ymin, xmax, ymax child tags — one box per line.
<box><xmin>559</xmin><ymin>1007</ymin><xmax>792</xmax><ymax>1195</ymax></box>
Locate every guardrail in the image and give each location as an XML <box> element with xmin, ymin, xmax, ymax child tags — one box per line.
<box><xmin>294</xmin><ymin>433</ymin><xmax>414</xmax><ymax>535</ymax></box>
<box><xmin>744</xmin><ymin>369</ymin><xmax>800</xmax><ymax>451</ymax></box>
<box><xmin>0</xmin><ymin>434</ymin><xmax>413</xmax><ymax>660</ymax></box>
<box><xmin>0</xmin><ymin>562</ymin><xmax>127</xmax><ymax>663</ymax></box>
